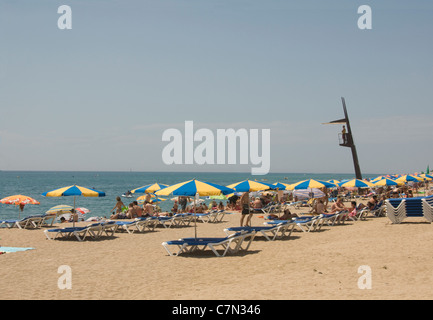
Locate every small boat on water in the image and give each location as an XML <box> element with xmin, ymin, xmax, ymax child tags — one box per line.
<box><xmin>122</xmin><ymin>191</ymin><xmax>133</xmax><ymax>198</ymax></box>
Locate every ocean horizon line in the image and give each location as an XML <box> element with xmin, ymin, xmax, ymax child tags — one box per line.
<box><xmin>0</xmin><ymin>169</ymin><xmax>383</xmax><ymax>176</ymax></box>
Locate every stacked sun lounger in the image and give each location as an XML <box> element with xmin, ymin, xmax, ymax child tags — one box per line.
<box><xmin>385</xmin><ymin>195</ymin><xmax>433</xmax><ymax>224</ymax></box>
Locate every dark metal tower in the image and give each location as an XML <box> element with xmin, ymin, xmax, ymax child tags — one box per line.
<box><xmin>323</xmin><ymin>97</ymin><xmax>362</xmax><ymax>179</ymax></box>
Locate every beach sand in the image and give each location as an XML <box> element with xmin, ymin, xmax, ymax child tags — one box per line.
<box><xmin>1</xmin><ymin>202</ymin><xmax>433</xmax><ymax>300</ymax></box>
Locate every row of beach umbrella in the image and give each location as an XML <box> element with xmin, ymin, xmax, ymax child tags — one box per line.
<box><xmin>0</xmin><ymin>175</ymin><xmax>433</xmax><ymax>238</ymax></box>
<box><xmin>1</xmin><ymin>174</ymin><xmax>431</xmax><ymax>225</ymax></box>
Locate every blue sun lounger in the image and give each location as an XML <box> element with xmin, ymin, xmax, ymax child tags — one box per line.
<box><xmin>162</xmin><ymin>231</ymin><xmax>256</xmax><ymax>257</ymax></box>
<box><xmin>224</xmin><ymin>221</ymin><xmax>295</xmax><ymax>241</ymax></box>
<box><xmin>265</xmin><ymin>216</ymin><xmax>322</xmax><ymax>232</ymax></box>
<box><xmin>194</xmin><ymin>210</ymin><xmax>226</xmax><ymax>223</ymax></box>
<box><xmin>44</xmin><ymin>221</ymin><xmax>118</xmax><ymax>241</ymax></box>
<box><xmin>386</xmin><ymin>196</ymin><xmax>433</xmax><ymax>224</ymax></box>
<box><xmin>113</xmin><ymin>217</ymin><xmax>158</xmax><ymax>233</ymax></box>
<box><xmin>0</xmin><ymin>215</ymin><xmax>45</xmax><ymax>229</ymax></box>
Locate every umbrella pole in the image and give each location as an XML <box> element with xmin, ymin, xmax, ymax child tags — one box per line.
<box><xmin>194</xmin><ymin>194</ymin><xmax>197</xmax><ymax>240</ymax></box>
<box><xmin>73</xmin><ymin>196</ymin><xmax>76</xmax><ymax>228</ymax></box>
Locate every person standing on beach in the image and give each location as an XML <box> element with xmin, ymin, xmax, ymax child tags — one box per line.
<box><xmin>111</xmin><ymin>196</ymin><xmax>125</xmax><ymax>214</ymax></box>
<box><xmin>240</xmin><ymin>192</ymin><xmax>252</xmax><ymax>226</ymax></box>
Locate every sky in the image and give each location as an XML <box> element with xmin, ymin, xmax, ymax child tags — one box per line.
<box><xmin>0</xmin><ymin>0</ymin><xmax>432</xmax><ymax>175</ymax></box>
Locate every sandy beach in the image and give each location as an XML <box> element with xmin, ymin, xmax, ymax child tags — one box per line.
<box><xmin>1</xmin><ymin>201</ymin><xmax>433</xmax><ymax>301</ymax></box>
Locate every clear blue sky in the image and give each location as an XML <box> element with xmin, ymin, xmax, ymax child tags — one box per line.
<box><xmin>0</xmin><ymin>1</ymin><xmax>432</xmax><ymax>174</ymax></box>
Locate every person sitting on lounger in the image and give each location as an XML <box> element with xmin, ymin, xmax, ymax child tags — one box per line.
<box><xmin>252</xmin><ymin>197</ymin><xmax>263</xmax><ymax>210</ymax></box>
<box><xmin>267</xmin><ymin>207</ymin><xmax>299</xmax><ymax>220</ymax></box>
<box><xmin>331</xmin><ymin>197</ymin><xmax>350</xmax><ymax>222</ymax></box>
<box><xmin>132</xmin><ymin>201</ymin><xmax>143</xmax><ymax>218</ymax></box>
<box><xmin>171</xmin><ymin>200</ymin><xmax>178</xmax><ymax>215</ymax></box>
<box><xmin>313</xmin><ymin>199</ymin><xmax>325</xmax><ymax>215</ymax></box>
<box><xmin>144</xmin><ymin>202</ymin><xmax>154</xmax><ymax>217</ymax></box>
<box><xmin>367</xmin><ymin>195</ymin><xmax>378</xmax><ymax>210</ymax></box>
<box><xmin>348</xmin><ymin>201</ymin><xmax>358</xmax><ymax>218</ymax></box>
<box><xmin>110</xmin><ymin>203</ymin><xmax>130</xmax><ymax>219</ymax></box>
<box><xmin>331</xmin><ymin>197</ymin><xmax>347</xmax><ymax>213</ymax></box>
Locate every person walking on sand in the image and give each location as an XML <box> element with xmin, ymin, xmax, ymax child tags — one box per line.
<box><xmin>240</xmin><ymin>192</ymin><xmax>252</xmax><ymax>226</ymax></box>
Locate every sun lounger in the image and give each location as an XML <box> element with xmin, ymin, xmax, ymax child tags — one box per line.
<box><xmin>0</xmin><ymin>215</ymin><xmax>45</xmax><ymax>229</ymax></box>
<box><xmin>317</xmin><ymin>213</ymin><xmax>339</xmax><ymax>226</ymax></box>
<box><xmin>114</xmin><ymin>217</ymin><xmax>158</xmax><ymax>233</ymax></box>
<box><xmin>155</xmin><ymin>213</ymin><xmax>192</xmax><ymax>228</ymax></box>
<box><xmin>162</xmin><ymin>231</ymin><xmax>256</xmax><ymax>257</ymax></box>
<box><xmin>225</xmin><ymin>221</ymin><xmax>295</xmax><ymax>241</ymax></box>
<box><xmin>293</xmin><ymin>216</ymin><xmax>321</xmax><ymax>232</ymax></box>
<box><xmin>264</xmin><ymin>216</ymin><xmax>320</xmax><ymax>232</ymax></box>
<box><xmin>386</xmin><ymin>196</ymin><xmax>433</xmax><ymax>224</ymax></box>
<box><xmin>194</xmin><ymin>210</ymin><xmax>226</xmax><ymax>223</ymax></box>
<box><xmin>44</xmin><ymin>221</ymin><xmax>117</xmax><ymax>241</ymax></box>
<box><xmin>40</xmin><ymin>214</ymin><xmax>57</xmax><ymax>227</ymax></box>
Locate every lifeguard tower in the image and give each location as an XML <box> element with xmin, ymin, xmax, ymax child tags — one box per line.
<box><xmin>323</xmin><ymin>97</ymin><xmax>362</xmax><ymax>180</ymax></box>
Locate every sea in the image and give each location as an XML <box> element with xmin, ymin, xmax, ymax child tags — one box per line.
<box><xmin>0</xmin><ymin>171</ymin><xmax>379</xmax><ymax>221</ymax></box>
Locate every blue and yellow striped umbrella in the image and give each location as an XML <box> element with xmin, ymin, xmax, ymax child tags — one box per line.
<box><xmin>42</xmin><ymin>185</ymin><xmax>105</xmax><ymax>226</ymax></box>
<box><xmin>131</xmin><ymin>183</ymin><xmax>168</xmax><ymax>194</ymax></box>
<box><xmin>372</xmin><ymin>178</ymin><xmax>401</xmax><ymax>187</ymax></box>
<box><xmin>395</xmin><ymin>175</ymin><xmax>423</xmax><ymax>183</ymax></box>
<box><xmin>339</xmin><ymin>179</ymin><xmax>374</xmax><ymax>188</ymax></box>
<box><xmin>273</xmin><ymin>182</ymin><xmax>291</xmax><ymax>190</ymax></box>
<box><xmin>42</xmin><ymin>185</ymin><xmax>105</xmax><ymax>197</ymax></box>
<box><xmin>226</xmin><ymin>180</ymin><xmax>273</xmax><ymax>192</ymax></box>
<box><xmin>155</xmin><ymin>179</ymin><xmax>234</xmax><ymax>239</ymax></box>
<box><xmin>155</xmin><ymin>179</ymin><xmax>234</xmax><ymax>197</ymax></box>
<box><xmin>287</xmin><ymin>179</ymin><xmax>336</xmax><ymax>191</ymax></box>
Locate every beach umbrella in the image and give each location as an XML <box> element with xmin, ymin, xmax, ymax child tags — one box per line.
<box><xmin>0</xmin><ymin>194</ymin><xmax>40</xmax><ymax>219</ymax></box>
<box><xmin>226</xmin><ymin>180</ymin><xmax>274</xmax><ymax>221</ymax></box>
<box><xmin>137</xmin><ymin>194</ymin><xmax>167</xmax><ymax>204</ymax></box>
<box><xmin>286</xmin><ymin>179</ymin><xmax>336</xmax><ymax>191</ymax></box>
<box><xmin>156</xmin><ymin>179</ymin><xmax>234</xmax><ymax>238</ymax></box>
<box><xmin>416</xmin><ymin>174</ymin><xmax>432</xmax><ymax>181</ymax></box>
<box><xmin>131</xmin><ymin>183</ymin><xmax>168</xmax><ymax>194</ymax></box>
<box><xmin>46</xmin><ymin>204</ymin><xmax>74</xmax><ymax>215</ymax></box>
<box><xmin>327</xmin><ymin>179</ymin><xmax>340</xmax><ymax>185</ymax></box>
<box><xmin>395</xmin><ymin>175</ymin><xmax>423</xmax><ymax>184</ymax></box>
<box><xmin>273</xmin><ymin>182</ymin><xmax>291</xmax><ymax>190</ymax></box>
<box><xmin>207</xmin><ymin>194</ymin><xmax>228</xmax><ymax>200</ymax></box>
<box><xmin>226</xmin><ymin>180</ymin><xmax>273</xmax><ymax>192</ymax></box>
<box><xmin>372</xmin><ymin>178</ymin><xmax>401</xmax><ymax>187</ymax></box>
<box><xmin>42</xmin><ymin>185</ymin><xmax>105</xmax><ymax>227</ymax></box>
<box><xmin>339</xmin><ymin>179</ymin><xmax>374</xmax><ymax>188</ymax></box>
<box><xmin>75</xmin><ymin>207</ymin><xmax>90</xmax><ymax>215</ymax></box>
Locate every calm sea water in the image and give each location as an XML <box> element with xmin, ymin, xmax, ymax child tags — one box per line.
<box><xmin>0</xmin><ymin>171</ymin><xmax>378</xmax><ymax>220</ymax></box>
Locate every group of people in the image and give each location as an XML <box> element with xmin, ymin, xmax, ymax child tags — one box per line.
<box><xmin>109</xmin><ymin>196</ymin><xmax>156</xmax><ymax>220</ymax></box>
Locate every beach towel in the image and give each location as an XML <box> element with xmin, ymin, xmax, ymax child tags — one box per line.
<box><xmin>0</xmin><ymin>247</ymin><xmax>34</xmax><ymax>255</ymax></box>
